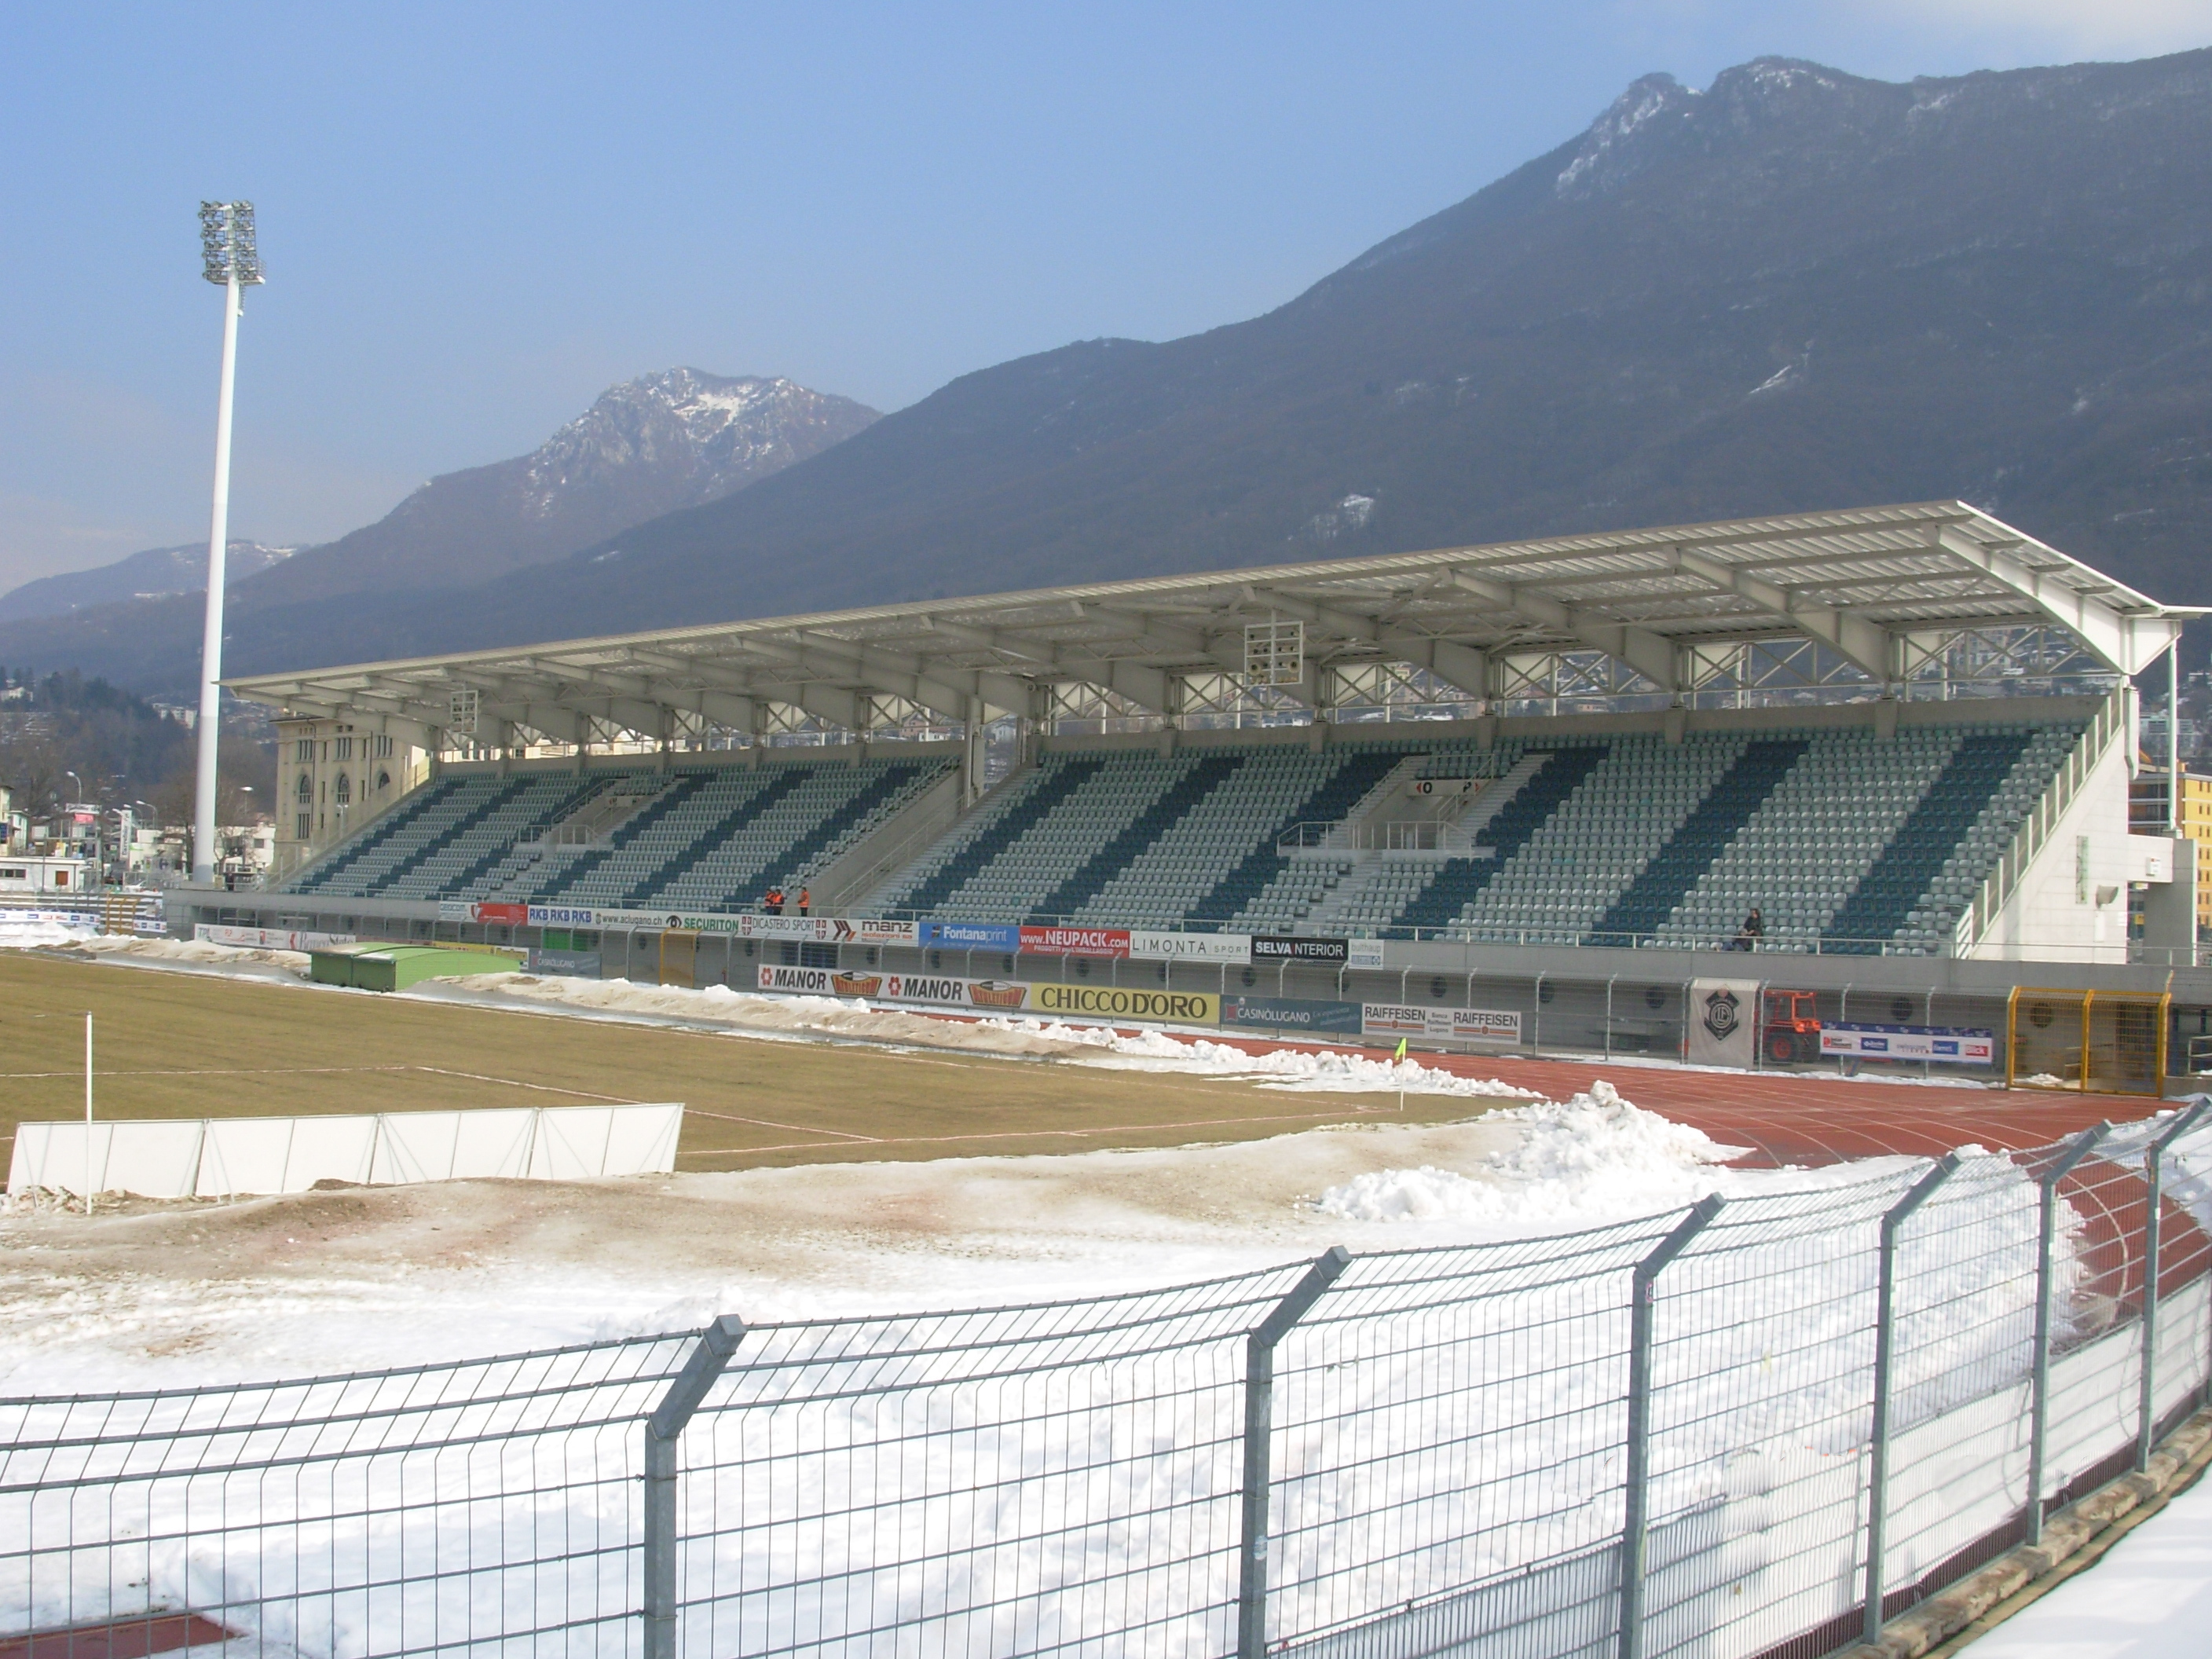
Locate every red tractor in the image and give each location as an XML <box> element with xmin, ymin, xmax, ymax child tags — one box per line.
<box><xmin>1761</xmin><ymin>988</ymin><xmax>1822</xmax><ymax>1065</ymax></box>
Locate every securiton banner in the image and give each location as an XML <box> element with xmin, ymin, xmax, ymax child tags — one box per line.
<box><xmin>1019</xmin><ymin>925</ymin><xmax>1131</xmax><ymax>958</ymax></box>
<box><xmin>1129</xmin><ymin>930</ymin><xmax>1251</xmax><ymax>964</ymax></box>
<box><xmin>920</xmin><ymin>920</ymin><xmax>1020</xmax><ymax>952</ymax></box>
<box><xmin>1031</xmin><ymin>983</ymin><xmax>1220</xmax><ymax>1024</ymax></box>
<box><xmin>197</xmin><ymin>923</ymin><xmax>357</xmax><ymax>952</ymax></box>
<box><xmin>1820</xmin><ymin>1023</ymin><xmax>1995</xmax><ymax>1065</ymax></box>
<box><xmin>756</xmin><ymin>963</ymin><xmax>1037</xmax><ymax>1013</ymax></box>
<box><xmin>1362</xmin><ymin>1003</ymin><xmax>1523</xmax><ymax>1044</ymax></box>
<box><xmin>1220</xmin><ymin>995</ymin><xmax>1363</xmax><ymax>1036</ymax></box>
<box><xmin>1686</xmin><ymin>977</ymin><xmax>1760</xmax><ymax>1068</ymax></box>
<box><xmin>1254</xmin><ymin>935</ymin><xmax>1347</xmax><ymax>964</ymax></box>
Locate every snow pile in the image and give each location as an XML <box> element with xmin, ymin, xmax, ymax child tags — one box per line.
<box><xmin>980</xmin><ymin>1019</ymin><xmax>1540</xmax><ymax>1096</ymax></box>
<box><xmin>0</xmin><ymin>917</ymin><xmax>93</xmax><ymax>948</ymax></box>
<box><xmin>1317</xmin><ymin>1079</ymin><xmax>1748</xmax><ymax>1226</ymax></box>
<box><xmin>72</xmin><ymin>934</ymin><xmax>310</xmax><ymax>972</ymax></box>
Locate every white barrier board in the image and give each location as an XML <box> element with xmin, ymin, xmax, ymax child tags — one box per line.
<box><xmin>7</xmin><ymin>1103</ymin><xmax>684</xmax><ymax>1198</ymax></box>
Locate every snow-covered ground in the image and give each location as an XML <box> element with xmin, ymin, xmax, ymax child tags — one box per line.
<box><xmin>1965</xmin><ymin>1467</ymin><xmax>2212</xmax><ymax>1658</ymax></box>
<box><xmin>2</xmin><ymin>1082</ymin><xmax>1830</xmax><ymax>1393</ymax></box>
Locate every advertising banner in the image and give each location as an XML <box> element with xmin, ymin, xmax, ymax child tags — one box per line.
<box><xmin>474</xmin><ymin>902</ymin><xmax>529</xmax><ymax>925</ymax></box>
<box><xmin>1220</xmin><ymin>995</ymin><xmax>1364</xmax><ymax>1036</ymax></box>
<box><xmin>1362</xmin><ymin>1003</ymin><xmax>1522</xmax><ymax>1044</ymax></box>
<box><xmin>1254</xmin><ymin>934</ymin><xmax>1347</xmax><ymax>964</ymax></box>
<box><xmin>197</xmin><ymin>923</ymin><xmax>357</xmax><ymax>952</ymax></box>
<box><xmin>1019</xmin><ymin>925</ymin><xmax>1131</xmax><ymax>958</ymax></box>
<box><xmin>437</xmin><ymin>901</ymin><xmax>471</xmax><ymax>922</ymax></box>
<box><xmin>529</xmin><ymin>948</ymin><xmax>602</xmax><ymax>978</ymax></box>
<box><xmin>528</xmin><ymin>904</ymin><xmax>598</xmax><ymax>928</ymax></box>
<box><xmin>756</xmin><ymin>962</ymin><xmax>1035</xmax><ymax>1012</ymax></box>
<box><xmin>920</xmin><ymin>920</ymin><xmax>1020</xmax><ymax>952</ymax></box>
<box><xmin>1686</xmin><ymin>978</ymin><xmax>1761</xmax><ymax>1068</ymax></box>
<box><xmin>1349</xmin><ymin>939</ymin><xmax>1388</xmax><ymax>969</ymax></box>
<box><xmin>1030</xmin><ymin>983</ymin><xmax>1221</xmax><ymax>1024</ymax></box>
<box><xmin>1819</xmin><ymin>1023</ymin><xmax>1995</xmax><ymax>1065</ymax></box>
<box><xmin>1129</xmin><ymin>930</ymin><xmax>1251</xmax><ymax>964</ymax></box>
<box><xmin>832</xmin><ymin>917</ymin><xmax>920</xmax><ymax>947</ymax></box>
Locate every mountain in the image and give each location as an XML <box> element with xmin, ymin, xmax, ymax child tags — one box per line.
<box><xmin>0</xmin><ymin>369</ymin><xmax>877</xmax><ymax>690</ymax></box>
<box><xmin>0</xmin><ymin>540</ymin><xmax>293</xmax><ymax>625</ymax></box>
<box><xmin>237</xmin><ymin>369</ymin><xmax>878</xmax><ymax>608</ymax></box>
<box><xmin>13</xmin><ymin>47</ymin><xmax>2212</xmax><ymax>689</ymax></box>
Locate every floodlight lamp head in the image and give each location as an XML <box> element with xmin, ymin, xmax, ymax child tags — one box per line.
<box><xmin>198</xmin><ymin>201</ymin><xmax>265</xmax><ymax>287</ymax></box>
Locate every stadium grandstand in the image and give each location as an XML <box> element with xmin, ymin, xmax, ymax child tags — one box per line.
<box><xmin>196</xmin><ymin>501</ymin><xmax>2212</xmax><ymax>1084</ymax></box>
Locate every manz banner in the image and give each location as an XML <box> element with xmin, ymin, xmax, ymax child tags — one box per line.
<box><xmin>1820</xmin><ymin>1023</ymin><xmax>1995</xmax><ymax>1065</ymax></box>
<box><xmin>1361</xmin><ymin>1003</ymin><xmax>1522</xmax><ymax>1044</ymax></box>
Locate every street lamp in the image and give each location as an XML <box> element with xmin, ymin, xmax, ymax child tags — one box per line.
<box><xmin>192</xmin><ymin>201</ymin><xmax>265</xmax><ymax>886</ymax></box>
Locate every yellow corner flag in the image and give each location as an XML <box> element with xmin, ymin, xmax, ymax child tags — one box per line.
<box><xmin>1394</xmin><ymin>1037</ymin><xmax>1408</xmax><ymax>1063</ymax></box>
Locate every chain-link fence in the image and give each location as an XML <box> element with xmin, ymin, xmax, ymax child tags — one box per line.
<box><xmin>7</xmin><ymin>1112</ymin><xmax>2212</xmax><ymax>1659</ymax></box>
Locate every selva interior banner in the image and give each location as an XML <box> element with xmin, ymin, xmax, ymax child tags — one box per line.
<box><xmin>1129</xmin><ymin>930</ymin><xmax>1251</xmax><ymax>964</ymax></box>
<box><xmin>1362</xmin><ymin>1003</ymin><xmax>1522</xmax><ymax>1043</ymax></box>
<box><xmin>919</xmin><ymin>920</ymin><xmax>1020</xmax><ymax>952</ymax></box>
<box><xmin>1221</xmin><ymin>995</ymin><xmax>1363</xmax><ymax>1036</ymax></box>
<box><xmin>1031</xmin><ymin>983</ymin><xmax>1221</xmax><ymax>1024</ymax></box>
<box><xmin>1686</xmin><ymin>977</ymin><xmax>1761</xmax><ymax>1068</ymax></box>
<box><xmin>1820</xmin><ymin>1023</ymin><xmax>1995</xmax><ymax>1064</ymax></box>
<box><xmin>756</xmin><ymin>963</ymin><xmax>1036</xmax><ymax>1012</ymax></box>
<box><xmin>1019</xmin><ymin>925</ymin><xmax>1131</xmax><ymax>958</ymax></box>
<box><xmin>1254</xmin><ymin>935</ymin><xmax>1348</xmax><ymax>964</ymax></box>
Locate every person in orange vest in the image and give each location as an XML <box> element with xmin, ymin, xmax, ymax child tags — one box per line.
<box><xmin>797</xmin><ymin>887</ymin><xmax>811</xmax><ymax>917</ymax></box>
<box><xmin>766</xmin><ymin>885</ymin><xmax>783</xmax><ymax>915</ymax></box>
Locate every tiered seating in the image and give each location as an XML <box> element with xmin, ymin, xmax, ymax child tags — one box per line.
<box><xmin>1396</xmin><ymin>747</ymin><xmax>1613</xmax><ymax>936</ymax></box>
<box><xmin>877</xmin><ymin>759</ymin><xmax>1108</xmax><ymax>918</ymax></box>
<box><xmin>371</xmin><ymin>773</ymin><xmax>603</xmax><ymax>901</ymax></box>
<box><xmin>1072</xmin><ymin>749</ymin><xmax>1404</xmax><ymax>927</ymax></box>
<box><xmin>1188</xmin><ymin>750</ymin><xmax>1407</xmax><ymax>928</ymax></box>
<box><xmin>644</xmin><ymin>759</ymin><xmax>943</xmax><ymax>912</ymax></box>
<box><xmin>1653</xmin><ymin>727</ymin><xmax>1961</xmax><ymax>950</ymax></box>
<box><xmin>1583</xmin><ymin>738</ymin><xmax>1803</xmax><ymax>946</ymax></box>
<box><xmin>280</xmin><ymin>776</ymin><xmax>469</xmax><ymax>895</ymax></box>
<box><xmin>1828</xmin><ymin>727</ymin><xmax>2067</xmax><ymax>954</ymax></box>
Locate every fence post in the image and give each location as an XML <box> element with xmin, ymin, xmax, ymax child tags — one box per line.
<box><xmin>1864</xmin><ymin>1153</ymin><xmax>1963</xmax><ymax>1643</ymax></box>
<box><xmin>2027</xmin><ymin>1126</ymin><xmax>2107</xmax><ymax>1547</ymax></box>
<box><xmin>1238</xmin><ymin>1245</ymin><xmax>1350</xmax><ymax>1659</ymax></box>
<box><xmin>643</xmin><ymin>1316</ymin><xmax>749</xmax><ymax>1659</ymax></box>
<box><xmin>2139</xmin><ymin>1099</ymin><xmax>2210</xmax><ymax>1472</ymax></box>
<box><xmin>1621</xmin><ymin>1195</ymin><xmax>1725</xmax><ymax>1659</ymax></box>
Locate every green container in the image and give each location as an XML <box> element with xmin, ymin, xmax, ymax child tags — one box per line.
<box><xmin>309</xmin><ymin>944</ymin><xmax>522</xmax><ymax>993</ymax></box>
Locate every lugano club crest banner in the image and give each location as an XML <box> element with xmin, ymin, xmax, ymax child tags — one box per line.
<box><xmin>1686</xmin><ymin>978</ymin><xmax>1760</xmax><ymax>1068</ymax></box>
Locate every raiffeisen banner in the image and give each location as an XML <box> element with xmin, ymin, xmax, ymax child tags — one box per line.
<box><xmin>1018</xmin><ymin>925</ymin><xmax>1131</xmax><ymax>958</ymax></box>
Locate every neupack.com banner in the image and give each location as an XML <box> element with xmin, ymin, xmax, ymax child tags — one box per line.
<box><xmin>1018</xmin><ymin>925</ymin><xmax>1131</xmax><ymax>958</ymax></box>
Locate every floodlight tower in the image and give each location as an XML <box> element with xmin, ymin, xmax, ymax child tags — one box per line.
<box><xmin>192</xmin><ymin>202</ymin><xmax>264</xmax><ymax>884</ymax></box>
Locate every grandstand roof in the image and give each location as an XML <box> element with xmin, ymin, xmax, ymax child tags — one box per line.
<box><xmin>229</xmin><ymin>501</ymin><xmax>2203</xmax><ymax>745</ymax></box>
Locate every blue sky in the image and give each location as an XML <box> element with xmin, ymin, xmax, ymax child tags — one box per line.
<box><xmin>2</xmin><ymin>1</ymin><xmax>2207</xmax><ymax>587</ymax></box>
